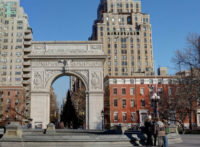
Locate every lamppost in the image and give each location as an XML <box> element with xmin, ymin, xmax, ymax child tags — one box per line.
<box><xmin>101</xmin><ymin>110</ymin><xmax>104</xmax><ymax>130</ymax></box>
<box><xmin>151</xmin><ymin>93</ymin><xmax>160</xmax><ymax>119</ymax></box>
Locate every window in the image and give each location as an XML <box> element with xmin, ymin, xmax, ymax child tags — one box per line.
<box><xmin>1</xmin><ymin>72</ymin><xmax>6</xmax><ymax>76</ymax></box>
<box><xmin>7</xmin><ymin>99</ymin><xmax>10</xmax><ymax>104</ymax></box>
<box><xmin>130</xmin><ymin>88</ymin><xmax>135</xmax><ymax>95</ymax></box>
<box><xmin>15</xmin><ymin>72</ymin><xmax>21</xmax><ymax>75</ymax></box>
<box><xmin>15</xmin><ymin>45</ymin><xmax>22</xmax><ymax>49</ymax></box>
<box><xmin>114</xmin><ymin>112</ymin><xmax>118</xmax><ymax>121</ymax></box>
<box><xmin>16</xmin><ymin>52</ymin><xmax>22</xmax><ymax>56</ymax></box>
<box><xmin>4</xmin><ymin>39</ymin><xmax>8</xmax><ymax>43</ymax></box>
<box><xmin>131</xmin><ymin>99</ymin><xmax>135</xmax><ymax>107</ymax></box>
<box><xmin>140</xmin><ymin>88</ymin><xmax>145</xmax><ymax>95</ymax></box>
<box><xmin>131</xmin><ymin>112</ymin><xmax>136</xmax><ymax>121</ymax></box>
<box><xmin>158</xmin><ymin>79</ymin><xmax>162</xmax><ymax>84</ymax></box>
<box><xmin>122</xmin><ymin>99</ymin><xmax>126</xmax><ymax>108</ymax></box>
<box><xmin>17</xmin><ymin>26</ymin><xmax>23</xmax><ymax>30</ymax></box>
<box><xmin>149</xmin><ymin>79</ymin><xmax>153</xmax><ymax>84</ymax></box>
<box><xmin>122</xmin><ymin>112</ymin><xmax>127</xmax><ymax>121</ymax></box>
<box><xmin>16</xmin><ymin>59</ymin><xmax>21</xmax><ymax>63</ymax></box>
<box><xmin>158</xmin><ymin>88</ymin><xmax>163</xmax><ymax>95</ymax></box>
<box><xmin>149</xmin><ymin>86</ymin><xmax>154</xmax><ymax>95</ymax></box>
<box><xmin>127</xmin><ymin>16</ymin><xmax>132</xmax><ymax>24</ymax></box>
<box><xmin>16</xmin><ymin>39</ymin><xmax>22</xmax><ymax>42</ymax></box>
<box><xmin>15</xmin><ymin>65</ymin><xmax>21</xmax><ymax>69</ymax></box>
<box><xmin>140</xmin><ymin>79</ymin><xmax>144</xmax><ymax>84</ymax></box>
<box><xmin>122</xmin><ymin>88</ymin><xmax>126</xmax><ymax>95</ymax></box>
<box><xmin>168</xmin><ymin>87</ymin><xmax>173</xmax><ymax>96</ymax></box>
<box><xmin>17</xmin><ymin>20</ymin><xmax>23</xmax><ymax>24</ymax></box>
<box><xmin>5</xmin><ymin>20</ymin><xmax>9</xmax><ymax>24</ymax></box>
<box><xmin>1</xmin><ymin>52</ymin><xmax>8</xmax><ymax>57</ymax></box>
<box><xmin>17</xmin><ymin>32</ymin><xmax>23</xmax><ymax>37</ymax></box>
<box><xmin>113</xmin><ymin>88</ymin><xmax>117</xmax><ymax>95</ymax></box>
<box><xmin>176</xmin><ymin>87</ymin><xmax>181</xmax><ymax>95</ymax></box>
<box><xmin>2</xmin><ymin>65</ymin><xmax>7</xmax><ymax>69</ymax></box>
<box><xmin>15</xmin><ymin>99</ymin><xmax>19</xmax><ymax>104</ymax></box>
<box><xmin>114</xmin><ymin>99</ymin><xmax>118</xmax><ymax>107</ymax></box>
<box><xmin>130</xmin><ymin>79</ymin><xmax>134</xmax><ymax>84</ymax></box>
<box><xmin>15</xmin><ymin>78</ymin><xmax>21</xmax><ymax>81</ymax></box>
<box><xmin>141</xmin><ymin>99</ymin><xmax>145</xmax><ymax>107</ymax></box>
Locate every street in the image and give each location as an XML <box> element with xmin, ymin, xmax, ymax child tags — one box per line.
<box><xmin>169</xmin><ymin>135</ymin><xmax>200</xmax><ymax>147</ymax></box>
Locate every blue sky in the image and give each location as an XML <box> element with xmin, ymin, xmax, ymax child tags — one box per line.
<box><xmin>20</xmin><ymin>0</ymin><xmax>200</xmax><ymax>106</ymax></box>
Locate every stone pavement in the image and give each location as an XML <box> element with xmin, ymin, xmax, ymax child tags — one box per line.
<box><xmin>169</xmin><ymin>134</ymin><xmax>200</xmax><ymax>147</ymax></box>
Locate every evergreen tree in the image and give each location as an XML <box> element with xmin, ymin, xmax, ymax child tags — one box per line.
<box><xmin>60</xmin><ymin>90</ymin><xmax>79</xmax><ymax>129</ymax></box>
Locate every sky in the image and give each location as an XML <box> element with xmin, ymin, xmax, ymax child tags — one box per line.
<box><xmin>19</xmin><ymin>0</ymin><xmax>200</xmax><ymax>106</ymax></box>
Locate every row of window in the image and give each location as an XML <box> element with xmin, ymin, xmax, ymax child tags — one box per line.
<box><xmin>1</xmin><ymin>77</ymin><xmax>21</xmax><ymax>82</ymax></box>
<box><xmin>4</xmin><ymin>20</ymin><xmax>23</xmax><ymax>25</ymax></box>
<box><xmin>113</xmin><ymin>112</ymin><xmax>136</xmax><ymax>122</ymax></box>
<box><xmin>1</xmin><ymin>71</ymin><xmax>21</xmax><ymax>76</ymax></box>
<box><xmin>1</xmin><ymin>25</ymin><xmax>23</xmax><ymax>30</ymax></box>
<box><xmin>1</xmin><ymin>58</ymin><xmax>22</xmax><ymax>63</ymax></box>
<box><xmin>112</xmin><ymin>87</ymin><xmax>179</xmax><ymax>96</ymax></box>
<box><xmin>2</xmin><ymin>38</ymin><xmax>23</xmax><ymax>43</ymax></box>
<box><xmin>1</xmin><ymin>52</ymin><xmax>22</xmax><ymax>57</ymax></box>
<box><xmin>1</xmin><ymin>45</ymin><xmax>22</xmax><ymax>49</ymax></box>
<box><xmin>0</xmin><ymin>65</ymin><xmax>21</xmax><ymax>69</ymax></box>
<box><xmin>114</xmin><ymin>99</ymin><xmax>135</xmax><ymax>108</ymax></box>
<box><xmin>0</xmin><ymin>91</ymin><xmax>20</xmax><ymax>97</ymax></box>
<box><xmin>114</xmin><ymin>99</ymin><xmax>146</xmax><ymax>108</ymax></box>
<box><xmin>0</xmin><ymin>32</ymin><xmax>23</xmax><ymax>37</ymax></box>
<box><xmin>112</xmin><ymin>78</ymin><xmax>179</xmax><ymax>85</ymax></box>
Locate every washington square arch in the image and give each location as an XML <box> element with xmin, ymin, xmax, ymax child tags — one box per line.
<box><xmin>29</xmin><ymin>41</ymin><xmax>106</xmax><ymax>130</ymax></box>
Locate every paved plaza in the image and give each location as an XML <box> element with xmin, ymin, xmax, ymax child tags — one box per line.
<box><xmin>169</xmin><ymin>135</ymin><xmax>200</xmax><ymax>147</ymax></box>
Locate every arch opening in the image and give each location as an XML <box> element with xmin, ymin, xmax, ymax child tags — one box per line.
<box><xmin>51</xmin><ymin>74</ymin><xmax>86</xmax><ymax>129</ymax></box>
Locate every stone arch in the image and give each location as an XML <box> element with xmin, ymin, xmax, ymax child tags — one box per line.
<box><xmin>29</xmin><ymin>41</ymin><xmax>105</xmax><ymax>130</ymax></box>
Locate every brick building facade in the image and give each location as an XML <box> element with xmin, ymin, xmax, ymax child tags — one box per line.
<box><xmin>0</xmin><ymin>86</ymin><xmax>25</xmax><ymax>126</ymax></box>
<box><xmin>104</xmin><ymin>76</ymin><xmax>200</xmax><ymax>129</ymax></box>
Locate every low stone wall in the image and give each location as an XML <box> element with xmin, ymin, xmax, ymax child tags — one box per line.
<box><xmin>0</xmin><ymin>123</ymin><xmax>182</xmax><ymax>147</ymax></box>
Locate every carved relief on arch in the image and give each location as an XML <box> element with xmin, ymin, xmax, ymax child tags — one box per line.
<box><xmin>45</xmin><ymin>70</ymin><xmax>61</xmax><ymax>87</ymax></box>
<box><xmin>32</xmin><ymin>71</ymin><xmax>44</xmax><ymax>89</ymax></box>
<box><xmin>90</xmin><ymin>71</ymin><xmax>102</xmax><ymax>90</ymax></box>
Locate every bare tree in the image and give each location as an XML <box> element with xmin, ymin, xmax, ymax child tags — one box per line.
<box><xmin>173</xmin><ymin>33</ymin><xmax>200</xmax><ymax>130</ymax></box>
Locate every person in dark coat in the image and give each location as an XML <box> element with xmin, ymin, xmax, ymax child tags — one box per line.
<box><xmin>152</xmin><ymin>118</ymin><xmax>158</xmax><ymax>146</ymax></box>
<box><xmin>144</xmin><ymin>116</ymin><xmax>153</xmax><ymax>147</ymax></box>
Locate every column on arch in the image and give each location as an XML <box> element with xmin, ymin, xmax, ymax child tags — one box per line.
<box><xmin>30</xmin><ymin>92</ymin><xmax>50</xmax><ymax>129</ymax></box>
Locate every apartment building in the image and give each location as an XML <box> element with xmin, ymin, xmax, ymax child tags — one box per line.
<box><xmin>90</xmin><ymin>0</ymin><xmax>154</xmax><ymax>77</ymax></box>
<box><xmin>104</xmin><ymin>76</ymin><xmax>200</xmax><ymax>129</ymax></box>
<box><xmin>0</xmin><ymin>0</ymin><xmax>32</xmax><ymax>124</ymax></box>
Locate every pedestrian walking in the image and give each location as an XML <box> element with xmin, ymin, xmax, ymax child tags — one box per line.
<box><xmin>144</xmin><ymin>116</ymin><xmax>153</xmax><ymax>147</ymax></box>
<box><xmin>163</xmin><ymin>119</ymin><xmax>169</xmax><ymax>147</ymax></box>
<box><xmin>152</xmin><ymin>118</ymin><xmax>158</xmax><ymax>146</ymax></box>
<box><xmin>157</xmin><ymin>119</ymin><xmax>165</xmax><ymax>147</ymax></box>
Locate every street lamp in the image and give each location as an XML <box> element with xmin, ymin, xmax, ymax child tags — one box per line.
<box><xmin>151</xmin><ymin>93</ymin><xmax>160</xmax><ymax>119</ymax></box>
<box><xmin>101</xmin><ymin>110</ymin><xmax>104</xmax><ymax>130</ymax></box>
